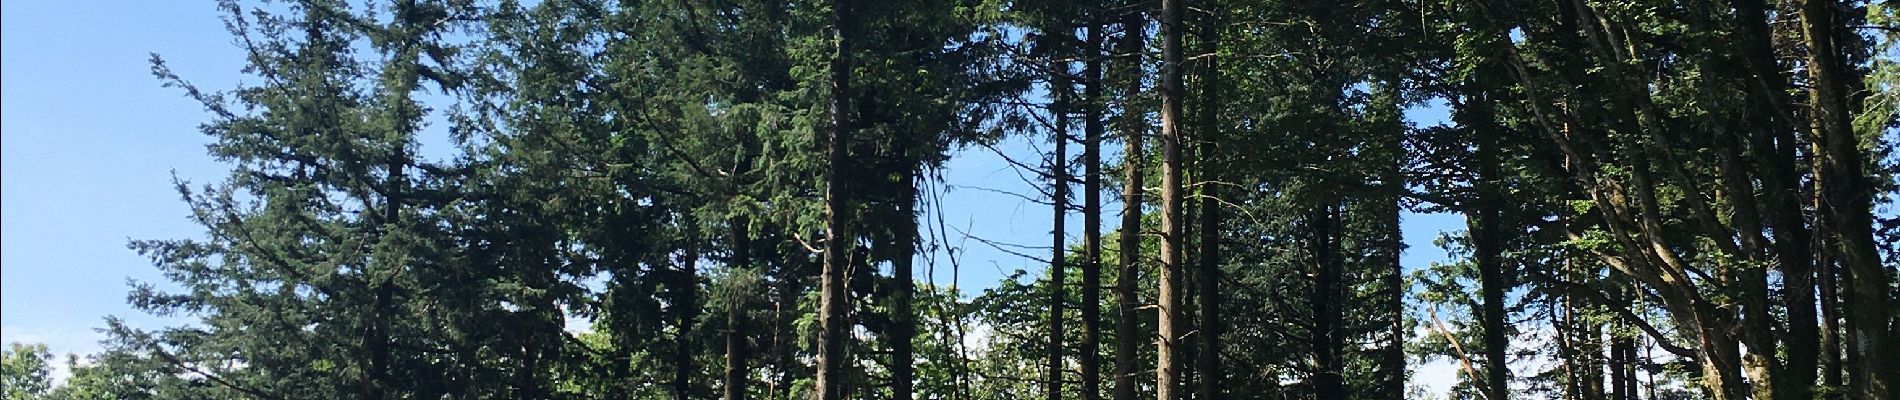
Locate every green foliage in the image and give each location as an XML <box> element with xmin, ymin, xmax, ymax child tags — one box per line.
<box><xmin>2</xmin><ymin>343</ymin><xmax>53</xmax><ymax>399</ymax></box>
<box><xmin>42</xmin><ymin>0</ymin><xmax>1900</xmax><ymax>399</ymax></box>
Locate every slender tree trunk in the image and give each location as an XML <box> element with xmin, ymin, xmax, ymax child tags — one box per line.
<box><xmin>726</xmin><ymin>218</ymin><xmax>753</xmax><ymax>400</ymax></box>
<box><xmin>1375</xmin><ymin>80</ymin><xmax>1406</xmax><ymax>400</ymax></box>
<box><xmin>1475</xmin><ymin>210</ymin><xmax>1508</xmax><ymax>400</ymax></box>
<box><xmin>1179</xmin><ymin>199</ymin><xmax>1196</xmax><ymax>398</ymax></box>
<box><xmin>1814</xmin><ymin>140</ymin><xmax>1855</xmax><ymax>398</ymax></box>
<box><xmin>1727</xmin><ymin>2</ymin><xmax>1820</xmax><ymax>398</ymax></box>
<box><xmin>520</xmin><ymin>328</ymin><xmax>542</xmax><ymax>400</ymax></box>
<box><xmin>1561</xmin><ymin>210</ymin><xmax>1602</xmax><ymax>400</ymax></box>
<box><xmin>1384</xmin><ymin>198</ymin><xmax>1404</xmax><ymax>400</ymax></box>
<box><xmin>1799</xmin><ymin>2</ymin><xmax>1896</xmax><ymax>398</ymax></box>
<box><xmin>1113</xmin><ymin>8</ymin><xmax>1148</xmax><ymax>400</ymax></box>
<box><xmin>1556</xmin><ymin>298</ymin><xmax>1581</xmax><ymax>400</ymax></box>
<box><xmin>1644</xmin><ymin>338</ymin><xmax>1660</xmax><ymax>400</ymax></box>
<box><xmin>1609</xmin><ymin>320</ymin><xmax>1632</xmax><ymax>400</ymax></box>
<box><xmin>1818</xmin><ymin>250</ymin><xmax>1845</xmax><ymax>398</ymax></box>
<box><xmin>1310</xmin><ymin>205</ymin><xmax>1345</xmax><ymax>400</ymax></box>
<box><xmin>1081</xmin><ymin>10</ymin><xmax>1107</xmax><ymax>400</ymax></box>
<box><xmin>1473</xmin><ymin>124</ymin><xmax>1510</xmax><ymax>400</ymax></box>
<box><xmin>767</xmin><ymin>223</ymin><xmax>800</xmax><ymax>400</ymax></box>
<box><xmin>1582</xmin><ymin>322</ymin><xmax>1604</xmax><ymax>400</ymax></box>
<box><xmin>1720</xmin><ymin>137</ymin><xmax>1786</xmax><ymax>400</ymax></box>
<box><xmin>1609</xmin><ymin>280</ymin><xmax>1639</xmax><ymax>400</ymax></box>
<box><xmin>894</xmin><ymin>171</ymin><xmax>918</xmax><ymax>400</ymax></box>
<box><xmin>815</xmin><ymin>0</ymin><xmax>854</xmax><ymax>397</ymax></box>
<box><xmin>1384</xmin><ymin>200</ymin><xmax>1405</xmax><ymax>400</ymax></box>
<box><xmin>1155</xmin><ymin>0</ymin><xmax>1186</xmax><ymax>396</ymax></box>
<box><xmin>770</xmin><ymin>254</ymin><xmax>795</xmax><ymax>400</ymax></box>
<box><xmin>366</xmin><ymin>142</ymin><xmax>405</xmax><ymax>400</ymax></box>
<box><xmin>1192</xmin><ymin>8</ymin><xmax>1221</xmax><ymax>399</ymax></box>
<box><xmin>1049</xmin><ymin>73</ymin><xmax>1072</xmax><ymax>400</ymax></box>
<box><xmin>676</xmin><ymin>234</ymin><xmax>703</xmax><ymax>400</ymax></box>
<box><xmin>1762</xmin><ymin>120</ymin><xmax>1819</xmax><ymax>400</ymax></box>
<box><xmin>1558</xmin><ymin>289</ymin><xmax>1605</xmax><ymax>400</ymax></box>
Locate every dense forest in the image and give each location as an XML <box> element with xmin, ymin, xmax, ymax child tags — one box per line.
<box><xmin>2</xmin><ymin>0</ymin><xmax>1898</xmax><ymax>399</ymax></box>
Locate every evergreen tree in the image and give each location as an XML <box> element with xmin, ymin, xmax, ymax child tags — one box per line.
<box><xmin>39</xmin><ymin>1</ymin><xmax>1900</xmax><ymax>399</ymax></box>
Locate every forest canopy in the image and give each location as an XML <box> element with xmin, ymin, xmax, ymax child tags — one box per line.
<box><xmin>2</xmin><ymin>0</ymin><xmax>1898</xmax><ymax>399</ymax></box>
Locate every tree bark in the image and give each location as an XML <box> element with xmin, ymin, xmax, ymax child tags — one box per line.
<box><xmin>726</xmin><ymin>218</ymin><xmax>752</xmax><ymax>400</ymax></box>
<box><xmin>1113</xmin><ymin>8</ymin><xmax>1147</xmax><ymax>400</ymax></box>
<box><xmin>1560</xmin><ymin>210</ymin><xmax>1602</xmax><ymax>400</ymax></box>
<box><xmin>1081</xmin><ymin>9</ymin><xmax>1107</xmax><ymax>400</ymax></box>
<box><xmin>1609</xmin><ymin>320</ymin><xmax>1633</xmax><ymax>400</ymax></box>
<box><xmin>1472</xmin><ymin>109</ymin><xmax>1510</xmax><ymax>400</ymax></box>
<box><xmin>1818</xmin><ymin>250</ymin><xmax>1845</xmax><ymax>398</ymax></box>
<box><xmin>894</xmin><ymin>174</ymin><xmax>918</xmax><ymax>400</ymax></box>
<box><xmin>1192</xmin><ymin>7</ymin><xmax>1221</xmax><ymax>400</ymax></box>
<box><xmin>1376</xmin><ymin>81</ymin><xmax>1407</xmax><ymax>400</ymax></box>
<box><xmin>1726</xmin><ymin>2</ymin><xmax>1820</xmax><ymax>396</ymax></box>
<box><xmin>1798</xmin><ymin>2</ymin><xmax>1896</xmax><ymax>398</ymax></box>
<box><xmin>1474</xmin><ymin>199</ymin><xmax>1508</xmax><ymax>400</ymax></box>
<box><xmin>815</xmin><ymin>0</ymin><xmax>854</xmax><ymax>397</ymax></box>
<box><xmin>675</xmin><ymin>233</ymin><xmax>702</xmax><ymax>400</ymax></box>
<box><xmin>365</xmin><ymin>140</ymin><xmax>403</xmax><ymax>400</ymax></box>
<box><xmin>1718</xmin><ymin>134</ymin><xmax>1785</xmax><ymax>400</ymax></box>
<box><xmin>1049</xmin><ymin>70</ymin><xmax>1072</xmax><ymax>400</ymax></box>
<box><xmin>1155</xmin><ymin>0</ymin><xmax>1186</xmax><ymax>396</ymax></box>
<box><xmin>1384</xmin><ymin>195</ymin><xmax>1404</xmax><ymax>400</ymax></box>
<box><xmin>1310</xmin><ymin>205</ymin><xmax>1345</xmax><ymax>400</ymax></box>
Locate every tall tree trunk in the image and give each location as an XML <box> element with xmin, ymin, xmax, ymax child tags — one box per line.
<box><xmin>1609</xmin><ymin>320</ymin><xmax>1632</xmax><ymax>400</ymax></box>
<box><xmin>1179</xmin><ymin>198</ymin><xmax>1197</xmax><ymax>398</ymax></box>
<box><xmin>1727</xmin><ymin>2</ymin><xmax>1820</xmax><ymax>397</ymax></box>
<box><xmin>1561</xmin><ymin>210</ymin><xmax>1602</xmax><ymax>400</ymax></box>
<box><xmin>1310</xmin><ymin>205</ymin><xmax>1345</xmax><ymax>400</ymax></box>
<box><xmin>894</xmin><ymin>171</ymin><xmax>918</xmax><ymax>400</ymax></box>
<box><xmin>1609</xmin><ymin>280</ymin><xmax>1640</xmax><ymax>400</ymax></box>
<box><xmin>1384</xmin><ymin>196</ymin><xmax>1404</xmax><ymax>400</ymax></box>
<box><xmin>1798</xmin><ymin>2</ymin><xmax>1896</xmax><ymax>398</ymax></box>
<box><xmin>676</xmin><ymin>234</ymin><xmax>703</xmax><ymax>400</ymax></box>
<box><xmin>1719</xmin><ymin>135</ymin><xmax>1785</xmax><ymax>400</ymax></box>
<box><xmin>1473</xmin><ymin>120</ymin><xmax>1510</xmax><ymax>400</ymax></box>
<box><xmin>1374</xmin><ymin>79</ymin><xmax>1406</xmax><ymax>400</ymax></box>
<box><xmin>1818</xmin><ymin>250</ymin><xmax>1845</xmax><ymax>398</ymax></box>
<box><xmin>1582</xmin><ymin>322</ymin><xmax>1604</xmax><ymax>400</ymax></box>
<box><xmin>1049</xmin><ymin>73</ymin><xmax>1072</xmax><ymax>400</ymax></box>
<box><xmin>1383</xmin><ymin>197</ymin><xmax>1405</xmax><ymax>400</ymax></box>
<box><xmin>1644</xmin><ymin>338</ymin><xmax>1660</xmax><ymax>400</ymax></box>
<box><xmin>816</xmin><ymin>0</ymin><xmax>854</xmax><ymax>397</ymax></box>
<box><xmin>519</xmin><ymin>328</ymin><xmax>542</xmax><ymax>400</ymax></box>
<box><xmin>1557</xmin><ymin>284</ymin><xmax>1604</xmax><ymax>400</ymax></box>
<box><xmin>366</xmin><ymin>143</ymin><xmax>404</xmax><ymax>400</ymax></box>
<box><xmin>1081</xmin><ymin>9</ymin><xmax>1107</xmax><ymax>400</ymax></box>
<box><xmin>1113</xmin><ymin>8</ymin><xmax>1148</xmax><ymax>400</ymax></box>
<box><xmin>1155</xmin><ymin>0</ymin><xmax>1186</xmax><ymax>396</ymax></box>
<box><xmin>1556</xmin><ymin>297</ymin><xmax>1580</xmax><ymax>400</ymax></box>
<box><xmin>1192</xmin><ymin>8</ymin><xmax>1221</xmax><ymax>399</ymax></box>
<box><xmin>767</xmin><ymin>221</ymin><xmax>800</xmax><ymax>400</ymax></box>
<box><xmin>726</xmin><ymin>218</ymin><xmax>753</xmax><ymax>400</ymax></box>
<box><xmin>1474</xmin><ymin>207</ymin><xmax>1508</xmax><ymax>400</ymax></box>
<box><xmin>770</xmin><ymin>252</ymin><xmax>796</xmax><ymax>400</ymax></box>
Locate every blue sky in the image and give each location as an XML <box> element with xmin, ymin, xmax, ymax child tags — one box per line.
<box><xmin>1</xmin><ymin>0</ymin><xmax>1470</xmax><ymax>392</ymax></box>
<box><xmin>3</xmin><ymin>0</ymin><xmax>245</xmax><ymax>358</ymax></box>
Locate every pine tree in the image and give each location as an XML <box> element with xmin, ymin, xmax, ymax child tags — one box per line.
<box><xmin>1112</xmin><ymin>6</ymin><xmax>1148</xmax><ymax>400</ymax></box>
<box><xmin>133</xmin><ymin>2</ymin><xmax>488</xmax><ymax>398</ymax></box>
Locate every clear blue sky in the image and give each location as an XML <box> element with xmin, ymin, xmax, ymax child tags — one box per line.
<box><xmin>1</xmin><ymin>3</ymin><xmax>1464</xmax><ymax>392</ymax></box>
<box><xmin>3</xmin><ymin>0</ymin><xmax>246</xmax><ymax>358</ymax></box>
